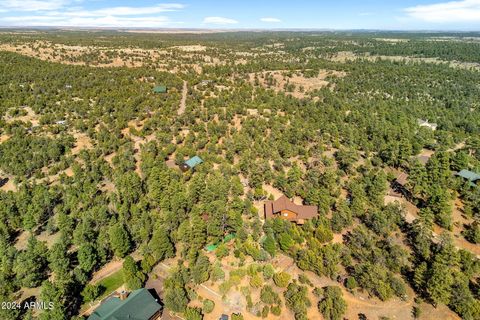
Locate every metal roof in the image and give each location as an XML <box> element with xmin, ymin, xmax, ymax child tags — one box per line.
<box><xmin>457</xmin><ymin>169</ymin><xmax>480</xmax><ymax>182</ymax></box>
<box><xmin>153</xmin><ymin>85</ymin><xmax>167</xmax><ymax>93</ymax></box>
<box><xmin>185</xmin><ymin>156</ymin><xmax>204</xmax><ymax>168</ymax></box>
<box><xmin>88</xmin><ymin>289</ymin><xmax>161</xmax><ymax>320</ymax></box>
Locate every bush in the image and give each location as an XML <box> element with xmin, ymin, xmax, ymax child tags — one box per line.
<box><xmin>271</xmin><ymin>305</ymin><xmax>282</xmax><ymax>316</ymax></box>
<box><xmin>345</xmin><ymin>277</ymin><xmax>357</xmax><ymax>290</ymax></box>
<box><xmin>231</xmin><ymin>313</ymin><xmax>244</xmax><ymax>320</ymax></box>
<box><xmin>262</xmin><ymin>305</ymin><xmax>269</xmax><ymax>318</ymax></box>
<box><xmin>263</xmin><ymin>264</ymin><xmax>275</xmax><ymax>280</ymax></box>
<box><xmin>81</xmin><ymin>284</ymin><xmax>100</xmax><ymax>303</ymax></box>
<box><xmin>273</xmin><ymin>272</ymin><xmax>291</xmax><ymax>288</ymax></box>
<box><xmin>250</xmin><ymin>274</ymin><xmax>263</xmax><ymax>288</ymax></box>
<box><xmin>202</xmin><ymin>299</ymin><xmax>215</xmax><ymax>314</ymax></box>
<box><xmin>260</xmin><ymin>285</ymin><xmax>281</xmax><ymax>305</ymax></box>
<box><xmin>184</xmin><ymin>307</ymin><xmax>202</xmax><ymax>320</ymax></box>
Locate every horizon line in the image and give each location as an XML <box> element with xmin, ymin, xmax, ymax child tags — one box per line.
<box><xmin>1</xmin><ymin>26</ymin><xmax>480</xmax><ymax>33</ymax></box>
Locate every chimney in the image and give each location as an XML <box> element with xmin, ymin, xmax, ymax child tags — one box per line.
<box><xmin>119</xmin><ymin>290</ymin><xmax>129</xmax><ymax>301</ymax></box>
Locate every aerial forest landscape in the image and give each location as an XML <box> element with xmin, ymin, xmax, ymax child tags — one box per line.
<box><xmin>0</xmin><ymin>1</ymin><xmax>480</xmax><ymax>320</ymax></box>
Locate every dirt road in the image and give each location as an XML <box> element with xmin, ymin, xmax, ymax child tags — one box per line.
<box><xmin>178</xmin><ymin>80</ymin><xmax>187</xmax><ymax>115</ymax></box>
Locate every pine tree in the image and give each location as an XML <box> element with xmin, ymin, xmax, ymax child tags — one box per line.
<box><xmin>263</xmin><ymin>234</ymin><xmax>277</xmax><ymax>257</ymax></box>
<box><xmin>109</xmin><ymin>223</ymin><xmax>131</xmax><ymax>258</ymax></box>
<box><xmin>149</xmin><ymin>226</ymin><xmax>174</xmax><ymax>261</ymax></box>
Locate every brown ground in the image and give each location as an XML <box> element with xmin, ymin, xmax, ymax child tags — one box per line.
<box><xmin>4</xmin><ymin>106</ymin><xmax>39</xmax><ymax>126</ymax></box>
<box><xmin>328</xmin><ymin>51</ymin><xmax>480</xmax><ymax>71</ymax></box>
<box><xmin>171</xmin><ymin>45</ymin><xmax>207</xmax><ymax>52</ymax></box>
<box><xmin>71</xmin><ymin>132</ymin><xmax>93</xmax><ymax>155</ymax></box>
<box><xmin>178</xmin><ymin>80</ymin><xmax>188</xmax><ymax>115</ymax></box>
<box><xmin>248</xmin><ymin>69</ymin><xmax>346</xmax><ymax>99</ymax></box>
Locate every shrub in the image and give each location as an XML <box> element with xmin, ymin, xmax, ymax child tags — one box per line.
<box><xmin>273</xmin><ymin>272</ymin><xmax>291</xmax><ymax>288</ymax></box>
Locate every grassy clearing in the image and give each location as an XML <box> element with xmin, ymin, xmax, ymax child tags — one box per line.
<box><xmin>97</xmin><ymin>269</ymin><xmax>124</xmax><ymax>300</ymax></box>
<box><xmin>80</xmin><ymin>269</ymin><xmax>125</xmax><ymax>314</ymax></box>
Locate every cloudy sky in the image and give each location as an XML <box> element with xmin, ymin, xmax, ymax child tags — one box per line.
<box><xmin>0</xmin><ymin>0</ymin><xmax>479</xmax><ymax>30</ymax></box>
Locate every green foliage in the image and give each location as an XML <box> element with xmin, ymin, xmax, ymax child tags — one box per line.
<box><xmin>1</xmin><ymin>32</ymin><xmax>480</xmax><ymax>319</ymax></box>
<box><xmin>13</xmin><ymin>236</ymin><xmax>48</xmax><ymax>287</ymax></box>
<box><xmin>262</xmin><ymin>264</ymin><xmax>275</xmax><ymax>280</ymax></box>
<box><xmin>0</xmin><ymin>134</ymin><xmax>72</xmax><ymax>177</ymax></box>
<box><xmin>202</xmin><ymin>299</ymin><xmax>215</xmax><ymax>314</ymax></box>
<box><xmin>345</xmin><ymin>277</ymin><xmax>357</xmax><ymax>290</ymax></box>
<box><xmin>273</xmin><ymin>271</ymin><xmax>291</xmax><ymax>288</ymax></box>
<box><xmin>149</xmin><ymin>226</ymin><xmax>175</xmax><ymax>261</ymax></box>
<box><xmin>250</xmin><ymin>273</ymin><xmax>263</xmax><ymax>288</ymax></box>
<box><xmin>123</xmin><ymin>256</ymin><xmax>145</xmax><ymax>290</ymax></box>
<box><xmin>82</xmin><ymin>284</ymin><xmax>101</xmax><ymax>303</ymax></box>
<box><xmin>191</xmin><ymin>254</ymin><xmax>211</xmax><ymax>284</ymax></box>
<box><xmin>164</xmin><ymin>270</ymin><xmax>189</xmax><ymax>313</ymax></box>
<box><xmin>260</xmin><ymin>285</ymin><xmax>281</xmax><ymax>305</ymax></box>
<box><xmin>284</xmin><ymin>283</ymin><xmax>311</xmax><ymax>320</ymax></box>
<box><xmin>184</xmin><ymin>307</ymin><xmax>203</xmax><ymax>320</ymax></box>
<box><xmin>231</xmin><ymin>313</ymin><xmax>244</xmax><ymax>320</ymax></box>
<box><xmin>109</xmin><ymin>223</ymin><xmax>131</xmax><ymax>258</ymax></box>
<box><xmin>263</xmin><ymin>234</ymin><xmax>277</xmax><ymax>257</ymax></box>
<box><xmin>318</xmin><ymin>286</ymin><xmax>347</xmax><ymax>320</ymax></box>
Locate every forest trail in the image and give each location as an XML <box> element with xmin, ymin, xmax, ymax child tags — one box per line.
<box><xmin>178</xmin><ymin>80</ymin><xmax>187</xmax><ymax>115</ymax></box>
<box><xmin>90</xmin><ymin>250</ymin><xmax>142</xmax><ymax>284</ymax></box>
<box><xmin>90</xmin><ymin>259</ymin><xmax>123</xmax><ymax>284</ymax></box>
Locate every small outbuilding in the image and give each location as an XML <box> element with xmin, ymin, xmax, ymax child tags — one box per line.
<box><xmin>180</xmin><ymin>156</ymin><xmax>204</xmax><ymax>172</ymax></box>
<box><xmin>457</xmin><ymin>169</ymin><xmax>480</xmax><ymax>187</ymax></box>
<box><xmin>153</xmin><ymin>85</ymin><xmax>167</xmax><ymax>94</ymax></box>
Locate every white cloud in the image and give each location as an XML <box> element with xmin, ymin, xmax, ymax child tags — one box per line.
<box><xmin>260</xmin><ymin>17</ymin><xmax>281</xmax><ymax>23</ymax></box>
<box><xmin>203</xmin><ymin>16</ymin><xmax>238</xmax><ymax>25</ymax></box>
<box><xmin>405</xmin><ymin>0</ymin><xmax>480</xmax><ymax>22</ymax></box>
<box><xmin>64</xmin><ymin>4</ymin><xmax>185</xmax><ymax>17</ymax></box>
<box><xmin>0</xmin><ymin>2</ymin><xmax>186</xmax><ymax>27</ymax></box>
<box><xmin>0</xmin><ymin>0</ymin><xmax>71</xmax><ymax>12</ymax></box>
<box><xmin>1</xmin><ymin>14</ymin><xmax>175</xmax><ymax>28</ymax></box>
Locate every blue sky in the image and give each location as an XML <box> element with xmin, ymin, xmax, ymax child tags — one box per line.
<box><xmin>0</xmin><ymin>0</ymin><xmax>480</xmax><ymax>30</ymax></box>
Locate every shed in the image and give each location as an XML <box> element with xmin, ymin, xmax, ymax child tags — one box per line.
<box><xmin>153</xmin><ymin>85</ymin><xmax>167</xmax><ymax>94</ymax></box>
<box><xmin>180</xmin><ymin>156</ymin><xmax>204</xmax><ymax>172</ymax></box>
<box><xmin>457</xmin><ymin>169</ymin><xmax>480</xmax><ymax>187</ymax></box>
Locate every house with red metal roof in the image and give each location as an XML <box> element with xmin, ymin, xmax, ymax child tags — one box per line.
<box><xmin>264</xmin><ymin>195</ymin><xmax>318</xmax><ymax>225</ymax></box>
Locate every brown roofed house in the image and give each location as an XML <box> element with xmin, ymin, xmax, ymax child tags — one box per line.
<box><xmin>264</xmin><ymin>195</ymin><xmax>318</xmax><ymax>225</ymax></box>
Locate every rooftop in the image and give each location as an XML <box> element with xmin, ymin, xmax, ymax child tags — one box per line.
<box><xmin>265</xmin><ymin>195</ymin><xmax>318</xmax><ymax>222</ymax></box>
<box><xmin>185</xmin><ymin>156</ymin><xmax>204</xmax><ymax>168</ymax></box>
<box><xmin>88</xmin><ymin>289</ymin><xmax>161</xmax><ymax>320</ymax></box>
<box><xmin>457</xmin><ymin>169</ymin><xmax>480</xmax><ymax>187</ymax></box>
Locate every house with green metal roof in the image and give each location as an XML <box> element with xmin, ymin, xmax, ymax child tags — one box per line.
<box><xmin>88</xmin><ymin>289</ymin><xmax>162</xmax><ymax>320</ymax></box>
<box><xmin>180</xmin><ymin>156</ymin><xmax>204</xmax><ymax>172</ymax></box>
<box><xmin>153</xmin><ymin>85</ymin><xmax>167</xmax><ymax>94</ymax></box>
<box><xmin>457</xmin><ymin>169</ymin><xmax>480</xmax><ymax>187</ymax></box>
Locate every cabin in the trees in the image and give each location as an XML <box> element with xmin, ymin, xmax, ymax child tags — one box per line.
<box><xmin>153</xmin><ymin>85</ymin><xmax>167</xmax><ymax>94</ymax></box>
<box><xmin>88</xmin><ymin>288</ymin><xmax>162</xmax><ymax>320</ymax></box>
<box><xmin>264</xmin><ymin>195</ymin><xmax>318</xmax><ymax>225</ymax></box>
<box><xmin>457</xmin><ymin>169</ymin><xmax>480</xmax><ymax>187</ymax></box>
<box><xmin>180</xmin><ymin>156</ymin><xmax>204</xmax><ymax>172</ymax></box>
<box><xmin>417</xmin><ymin>119</ymin><xmax>438</xmax><ymax>131</ymax></box>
